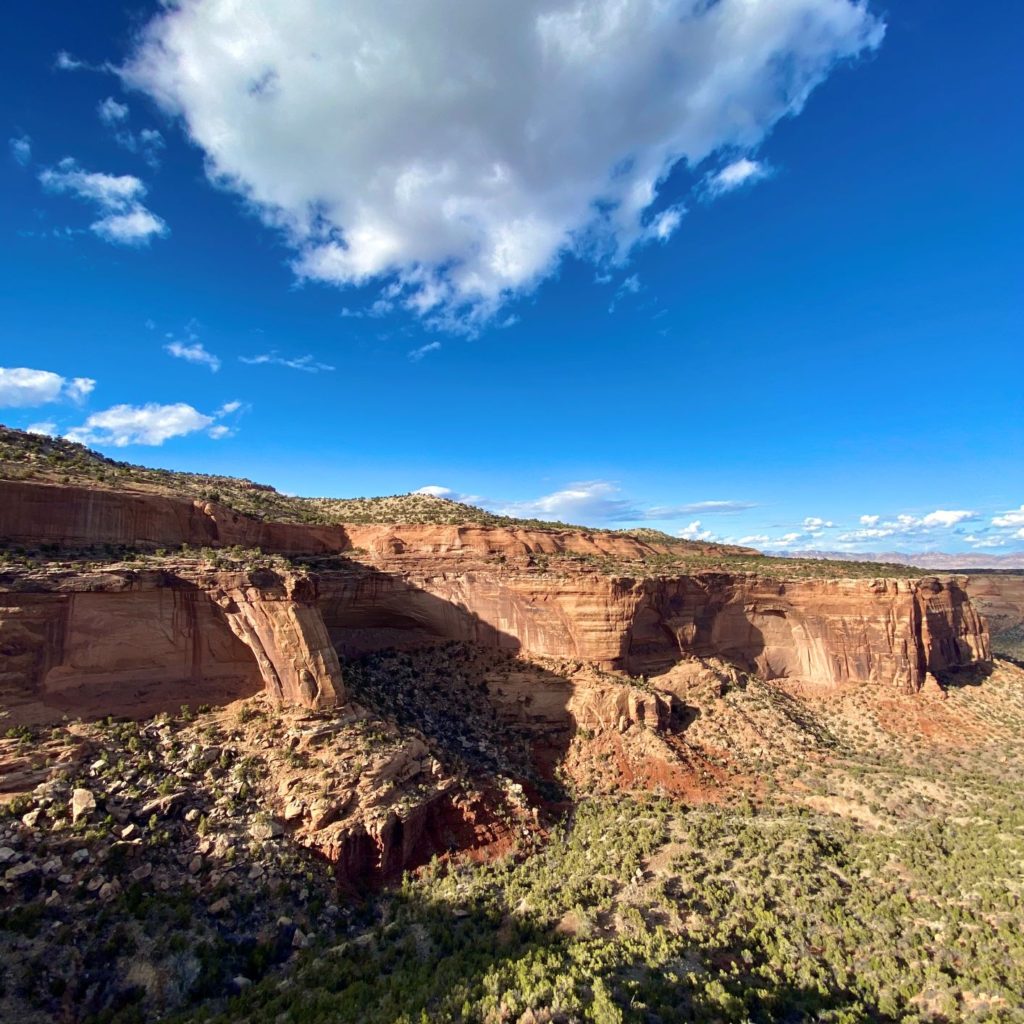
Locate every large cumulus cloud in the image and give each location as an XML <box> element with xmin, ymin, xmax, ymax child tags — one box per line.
<box><xmin>124</xmin><ymin>0</ymin><xmax>882</xmax><ymax>327</ymax></box>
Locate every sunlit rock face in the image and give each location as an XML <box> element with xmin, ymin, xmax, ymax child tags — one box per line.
<box><xmin>0</xmin><ymin>480</ymin><xmax>990</xmax><ymax>728</ymax></box>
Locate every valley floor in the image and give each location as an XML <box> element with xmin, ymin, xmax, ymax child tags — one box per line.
<box><xmin>2</xmin><ymin>656</ymin><xmax>1023</xmax><ymax>1023</ymax></box>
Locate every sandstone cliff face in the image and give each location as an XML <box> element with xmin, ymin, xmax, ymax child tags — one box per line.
<box><xmin>0</xmin><ymin>567</ymin><xmax>342</xmax><ymax>722</ymax></box>
<box><xmin>0</xmin><ymin>481</ymin><xmax>746</xmax><ymax>559</ymax></box>
<box><xmin>0</xmin><ymin>481</ymin><xmax>993</xmax><ymax>725</ymax></box>
<box><xmin>316</xmin><ymin>561</ymin><xmax>988</xmax><ymax>693</ymax></box>
<box><xmin>0</xmin><ymin>481</ymin><xmax>349</xmax><ymax>554</ymax></box>
<box><xmin>963</xmin><ymin>574</ymin><xmax>1024</xmax><ymax>637</ymax></box>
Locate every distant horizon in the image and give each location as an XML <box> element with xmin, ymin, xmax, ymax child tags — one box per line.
<box><xmin>3</xmin><ymin>0</ymin><xmax>1020</xmax><ymax>558</ymax></box>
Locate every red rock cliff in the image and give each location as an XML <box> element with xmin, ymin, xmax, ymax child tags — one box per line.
<box><xmin>0</xmin><ymin>566</ymin><xmax>342</xmax><ymax>722</ymax></box>
<box><xmin>317</xmin><ymin>558</ymin><xmax>988</xmax><ymax>693</ymax></box>
<box><xmin>0</xmin><ymin>483</ymin><xmax>991</xmax><ymax>723</ymax></box>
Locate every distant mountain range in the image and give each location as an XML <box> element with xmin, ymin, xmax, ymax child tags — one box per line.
<box><xmin>784</xmin><ymin>550</ymin><xmax>1024</xmax><ymax>571</ymax></box>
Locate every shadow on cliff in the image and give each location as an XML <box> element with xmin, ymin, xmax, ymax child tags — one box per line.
<box><xmin>313</xmin><ymin>559</ymin><xmax>580</xmax><ymax>801</ymax></box>
<box><xmin>625</xmin><ymin>588</ymin><xmax>770</xmax><ymax>680</ymax></box>
<box><xmin>935</xmin><ymin>661</ymin><xmax>996</xmax><ymax>689</ymax></box>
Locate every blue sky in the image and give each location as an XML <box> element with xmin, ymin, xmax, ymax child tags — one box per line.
<box><xmin>2</xmin><ymin>0</ymin><xmax>1021</xmax><ymax>555</ymax></box>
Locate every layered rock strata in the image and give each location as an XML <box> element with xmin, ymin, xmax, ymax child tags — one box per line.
<box><xmin>317</xmin><ymin>561</ymin><xmax>988</xmax><ymax>692</ymax></box>
<box><xmin>0</xmin><ymin>480</ymin><xmax>747</xmax><ymax>559</ymax></box>
<box><xmin>0</xmin><ymin>481</ymin><xmax>993</xmax><ymax>725</ymax></box>
<box><xmin>0</xmin><ymin>566</ymin><xmax>341</xmax><ymax>721</ymax></box>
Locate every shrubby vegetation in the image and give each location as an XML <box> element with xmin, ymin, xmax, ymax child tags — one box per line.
<box><xmin>186</xmin><ymin>788</ymin><xmax>1024</xmax><ymax>1023</ymax></box>
<box><xmin>539</xmin><ymin>549</ymin><xmax>923</xmax><ymax>580</ymax></box>
<box><xmin>180</xmin><ymin>664</ymin><xmax>1024</xmax><ymax>1024</ymax></box>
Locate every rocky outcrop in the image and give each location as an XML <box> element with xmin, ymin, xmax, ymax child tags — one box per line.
<box><xmin>0</xmin><ymin>480</ymin><xmax>350</xmax><ymax>554</ymax></box>
<box><xmin>0</xmin><ymin>480</ymin><xmax>749</xmax><ymax>559</ymax></box>
<box><xmin>205</xmin><ymin>572</ymin><xmax>343</xmax><ymax>710</ymax></box>
<box><xmin>963</xmin><ymin>574</ymin><xmax>1024</xmax><ymax>636</ymax></box>
<box><xmin>0</xmin><ymin>566</ymin><xmax>342</xmax><ymax>722</ymax></box>
<box><xmin>317</xmin><ymin>562</ymin><xmax>988</xmax><ymax>693</ymax></box>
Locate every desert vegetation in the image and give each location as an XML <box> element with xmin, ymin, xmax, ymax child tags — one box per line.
<box><xmin>3</xmin><ymin>652</ymin><xmax>1022</xmax><ymax>1024</ymax></box>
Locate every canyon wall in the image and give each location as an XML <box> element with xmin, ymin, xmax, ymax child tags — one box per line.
<box><xmin>0</xmin><ymin>482</ymin><xmax>995</xmax><ymax>726</ymax></box>
<box><xmin>0</xmin><ymin>480</ymin><xmax>349</xmax><ymax>554</ymax></box>
<box><xmin>0</xmin><ymin>567</ymin><xmax>342</xmax><ymax>723</ymax></box>
<box><xmin>0</xmin><ymin>480</ymin><xmax>746</xmax><ymax>559</ymax></box>
<box><xmin>963</xmin><ymin>574</ymin><xmax>1024</xmax><ymax>637</ymax></box>
<box><xmin>316</xmin><ymin>562</ymin><xmax>988</xmax><ymax>692</ymax></box>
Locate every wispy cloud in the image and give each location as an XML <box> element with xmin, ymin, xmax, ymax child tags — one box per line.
<box><xmin>239</xmin><ymin>352</ymin><xmax>335</xmax><ymax>373</ymax></box>
<box><xmin>704</xmin><ymin>157</ymin><xmax>769</xmax><ymax>196</ymax></box>
<box><xmin>9</xmin><ymin>136</ymin><xmax>31</xmax><ymax>166</ymax></box>
<box><xmin>408</xmin><ymin>342</ymin><xmax>441</xmax><ymax>362</ymax></box>
<box><xmin>39</xmin><ymin>158</ymin><xmax>168</xmax><ymax>245</ymax></box>
<box><xmin>165</xmin><ymin>340</ymin><xmax>220</xmax><ymax>372</ymax></box>
<box><xmin>97</xmin><ymin>96</ymin><xmax>129</xmax><ymax>126</ymax></box>
<box><xmin>486</xmin><ymin>481</ymin><xmax>753</xmax><ymax>525</ymax></box>
<box><xmin>95</xmin><ymin>98</ymin><xmax>165</xmax><ymax>166</ymax></box>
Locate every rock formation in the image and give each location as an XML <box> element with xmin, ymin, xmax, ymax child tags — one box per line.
<box><xmin>0</xmin><ymin>479</ymin><xmax>994</xmax><ymax>726</ymax></box>
<box><xmin>0</xmin><ymin>566</ymin><xmax>341</xmax><ymax>722</ymax></box>
<box><xmin>316</xmin><ymin>557</ymin><xmax>988</xmax><ymax>692</ymax></box>
<box><xmin>963</xmin><ymin>574</ymin><xmax>1024</xmax><ymax>639</ymax></box>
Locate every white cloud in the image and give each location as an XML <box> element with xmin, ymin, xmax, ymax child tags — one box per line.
<box><xmin>647</xmin><ymin>205</ymin><xmax>685</xmax><ymax>242</ymax></box>
<box><xmin>965</xmin><ymin>534</ymin><xmax>1008</xmax><ymax>549</ymax></box>
<box><xmin>413</xmin><ymin>485</ymin><xmax>483</xmax><ymax>505</ymax></box>
<box><xmin>65</xmin><ymin>377</ymin><xmax>96</xmax><ymax>402</ymax></box>
<box><xmin>66</xmin><ymin>403</ymin><xmax>213</xmax><ymax>447</ymax></box>
<box><xmin>992</xmin><ymin>505</ymin><xmax>1024</xmax><ymax>528</ymax></box>
<box><xmin>64</xmin><ymin>398</ymin><xmax>242</xmax><ymax>448</ymax></box>
<box><xmin>166</xmin><ymin>340</ymin><xmax>221</xmax><ymax>372</ymax></box>
<box><xmin>919</xmin><ymin>509</ymin><xmax>975</xmax><ymax>528</ymax></box>
<box><xmin>123</xmin><ymin>0</ymin><xmax>882</xmax><ymax>328</ymax></box>
<box><xmin>26</xmin><ymin>422</ymin><xmax>57</xmax><ymax>437</ymax></box>
<box><xmin>97</xmin><ymin>97</ymin><xmax>129</xmax><ymax>126</ymax></box>
<box><xmin>408</xmin><ymin>341</ymin><xmax>442</xmax><ymax>362</ymax></box>
<box><xmin>0</xmin><ymin>367</ymin><xmax>96</xmax><ymax>408</ymax></box>
<box><xmin>705</xmin><ymin>157</ymin><xmax>768</xmax><ymax>195</ymax></box>
<box><xmin>92</xmin><ymin>207</ymin><xmax>168</xmax><ymax>245</ymax></box>
<box><xmin>39</xmin><ymin>159</ymin><xmax>168</xmax><ymax>246</ymax></box>
<box><xmin>803</xmin><ymin>517</ymin><xmax>834</xmax><ymax>529</ymax></box>
<box><xmin>758</xmin><ymin>532</ymin><xmax>805</xmax><ymax>549</ymax></box>
<box><xmin>836</xmin><ymin>509</ymin><xmax>978</xmax><ymax>543</ymax></box>
<box><xmin>679</xmin><ymin>520</ymin><xmax>716</xmax><ymax>541</ymax></box>
<box><xmin>9</xmin><ymin>136</ymin><xmax>31</xmax><ymax>166</ymax></box>
<box><xmin>239</xmin><ymin>352</ymin><xmax>335</xmax><ymax>373</ymax></box>
<box><xmin>490</xmin><ymin>480</ymin><xmax>753</xmax><ymax>525</ymax></box>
